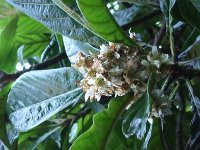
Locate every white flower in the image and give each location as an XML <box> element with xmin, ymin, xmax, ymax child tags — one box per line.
<box><xmin>100</xmin><ymin>44</ymin><xmax>109</xmax><ymax>55</ymax></box>
<box><xmin>95</xmin><ymin>93</ymin><xmax>101</xmax><ymax>101</ymax></box>
<box><xmin>110</xmin><ymin>77</ymin><xmax>124</xmax><ymax>87</ymax></box>
<box><xmin>114</xmin><ymin>52</ymin><xmax>120</xmax><ymax>59</ymax></box>
<box><xmin>115</xmin><ymin>88</ymin><xmax>126</xmax><ymax>97</ymax></box>
<box><xmin>152</xmin><ymin>46</ymin><xmax>158</xmax><ymax>55</ymax></box>
<box><xmin>141</xmin><ymin>60</ymin><xmax>150</xmax><ymax>67</ymax></box>
<box><xmin>74</xmin><ymin>42</ymin><xmax>147</xmax><ymax>101</ymax></box>
<box><xmin>95</xmin><ymin>74</ymin><xmax>112</xmax><ymax>87</ymax></box>
<box><xmin>153</xmin><ymin>60</ymin><xmax>161</xmax><ymax>68</ymax></box>
<box><xmin>85</xmin><ymin>87</ymin><xmax>95</xmax><ymax>101</ymax></box>
<box><xmin>129</xmin><ymin>29</ymin><xmax>136</xmax><ymax>39</ymax></box>
<box><xmin>160</xmin><ymin>54</ymin><xmax>169</xmax><ymax>63</ymax></box>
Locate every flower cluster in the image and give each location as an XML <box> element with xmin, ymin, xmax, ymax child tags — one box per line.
<box><xmin>141</xmin><ymin>46</ymin><xmax>172</xmax><ymax>69</ymax></box>
<box><xmin>74</xmin><ymin>43</ymin><xmax>146</xmax><ymax>101</ymax></box>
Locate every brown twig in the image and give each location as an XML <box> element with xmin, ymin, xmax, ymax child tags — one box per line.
<box><xmin>176</xmin><ymin>81</ymin><xmax>186</xmax><ymax>150</ymax></box>
<box><xmin>122</xmin><ymin>9</ymin><xmax>162</xmax><ymax>30</ymax></box>
<box><xmin>0</xmin><ymin>52</ymin><xmax>67</xmax><ymax>88</ymax></box>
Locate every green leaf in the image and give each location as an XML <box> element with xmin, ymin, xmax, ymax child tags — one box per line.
<box><xmin>0</xmin><ymin>85</ymin><xmax>12</xmax><ymax>150</ymax></box>
<box><xmin>113</xmin><ymin>5</ymin><xmax>141</xmax><ymax>26</ymax></box>
<box><xmin>186</xmin><ymin>80</ymin><xmax>200</xmax><ymax>116</ymax></box>
<box><xmin>0</xmin><ymin>0</ymin><xmax>16</xmax><ymax>33</ymax></box>
<box><xmin>159</xmin><ymin>0</ymin><xmax>176</xmax><ymax>56</ymax></box>
<box><xmin>70</xmin><ymin>93</ymin><xmax>139</xmax><ymax>150</ymax></box>
<box><xmin>0</xmin><ymin>15</ymin><xmax>51</xmax><ymax>73</ymax></box>
<box><xmin>190</xmin><ymin>0</ymin><xmax>200</xmax><ymax>12</ymax></box>
<box><xmin>117</xmin><ymin>0</ymin><xmax>159</xmax><ymax>7</ymax></box>
<box><xmin>7</xmin><ymin>67</ymin><xmax>84</xmax><ymax>131</ymax></box>
<box><xmin>178</xmin><ymin>58</ymin><xmax>200</xmax><ymax>71</ymax></box>
<box><xmin>86</xmin><ymin>101</ymin><xmax>105</xmax><ymax>113</ymax></box>
<box><xmin>186</xmin><ymin>80</ymin><xmax>200</xmax><ymax>149</ymax></box>
<box><xmin>6</xmin><ymin>0</ymin><xmax>104</xmax><ymax>46</ymax></box>
<box><xmin>178</xmin><ymin>36</ymin><xmax>200</xmax><ymax>60</ymax></box>
<box><xmin>188</xmin><ymin>111</ymin><xmax>200</xmax><ymax>150</ymax></box>
<box><xmin>76</xmin><ymin>0</ymin><xmax>137</xmax><ymax>47</ymax></box>
<box><xmin>56</xmin><ymin>34</ymin><xmax>71</xmax><ymax>67</ymax></box>
<box><xmin>122</xmin><ymin>73</ymin><xmax>153</xmax><ymax>139</ymax></box>
<box><xmin>63</xmin><ymin>36</ymin><xmax>99</xmax><ymax>64</ymax></box>
<box><xmin>147</xmin><ymin>119</ymin><xmax>163</xmax><ymax>150</ymax></box>
<box><xmin>0</xmin><ymin>16</ymin><xmax>18</xmax><ymax>72</ymax></box>
<box><xmin>122</xmin><ymin>93</ymin><xmax>151</xmax><ymax>139</ymax></box>
<box><xmin>29</xmin><ymin>127</ymin><xmax>61</xmax><ymax>150</ymax></box>
<box><xmin>177</xmin><ymin>0</ymin><xmax>200</xmax><ymax>31</ymax></box>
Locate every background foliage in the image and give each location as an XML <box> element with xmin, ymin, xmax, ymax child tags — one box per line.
<box><xmin>0</xmin><ymin>0</ymin><xmax>200</xmax><ymax>149</ymax></box>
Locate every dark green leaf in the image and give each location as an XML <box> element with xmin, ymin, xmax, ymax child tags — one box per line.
<box><xmin>70</xmin><ymin>93</ymin><xmax>138</xmax><ymax>150</ymax></box>
<box><xmin>188</xmin><ymin>109</ymin><xmax>200</xmax><ymax>150</ymax></box>
<box><xmin>186</xmin><ymin>81</ymin><xmax>200</xmax><ymax>150</ymax></box>
<box><xmin>122</xmin><ymin>73</ymin><xmax>153</xmax><ymax>140</ymax></box>
<box><xmin>178</xmin><ymin>36</ymin><xmax>200</xmax><ymax>60</ymax></box>
<box><xmin>190</xmin><ymin>0</ymin><xmax>200</xmax><ymax>12</ymax></box>
<box><xmin>178</xmin><ymin>58</ymin><xmax>200</xmax><ymax>71</ymax></box>
<box><xmin>6</xmin><ymin>0</ymin><xmax>104</xmax><ymax>46</ymax></box>
<box><xmin>7</xmin><ymin>67</ymin><xmax>84</xmax><ymax>131</ymax></box>
<box><xmin>56</xmin><ymin>34</ymin><xmax>71</xmax><ymax>67</ymax></box>
<box><xmin>0</xmin><ymin>86</ymin><xmax>12</xmax><ymax>150</ymax></box>
<box><xmin>117</xmin><ymin>0</ymin><xmax>159</xmax><ymax>7</ymax></box>
<box><xmin>86</xmin><ymin>101</ymin><xmax>105</xmax><ymax>113</ymax></box>
<box><xmin>76</xmin><ymin>0</ymin><xmax>137</xmax><ymax>47</ymax></box>
<box><xmin>147</xmin><ymin>119</ymin><xmax>163</xmax><ymax>150</ymax></box>
<box><xmin>177</xmin><ymin>0</ymin><xmax>200</xmax><ymax>31</ymax></box>
<box><xmin>29</xmin><ymin>127</ymin><xmax>61</xmax><ymax>150</ymax></box>
<box><xmin>122</xmin><ymin>93</ymin><xmax>151</xmax><ymax>139</ymax></box>
<box><xmin>159</xmin><ymin>0</ymin><xmax>176</xmax><ymax>56</ymax></box>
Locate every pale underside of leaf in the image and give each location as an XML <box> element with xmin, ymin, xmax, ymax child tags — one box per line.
<box><xmin>7</xmin><ymin>67</ymin><xmax>84</xmax><ymax>131</ymax></box>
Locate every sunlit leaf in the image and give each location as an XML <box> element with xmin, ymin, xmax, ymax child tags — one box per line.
<box><xmin>76</xmin><ymin>0</ymin><xmax>137</xmax><ymax>47</ymax></box>
<box><xmin>0</xmin><ymin>15</ymin><xmax>51</xmax><ymax>73</ymax></box>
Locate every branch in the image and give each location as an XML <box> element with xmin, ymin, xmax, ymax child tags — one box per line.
<box><xmin>59</xmin><ymin>108</ymin><xmax>91</xmax><ymax>127</ymax></box>
<box><xmin>176</xmin><ymin>80</ymin><xmax>186</xmax><ymax>150</ymax></box>
<box><xmin>0</xmin><ymin>52</ymin><xmax>67</xmax><ymax>88</ymax></box>
<box><xmin>122</xmin><ymin>9</ymin><xmax>162</xmax><ymax>30</ymax></box>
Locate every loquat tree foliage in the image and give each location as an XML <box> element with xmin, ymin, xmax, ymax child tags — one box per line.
<box><xmin>0</xmin><ymin>0</ymin><xmax>200</xmax><ymax>150</ymax></box>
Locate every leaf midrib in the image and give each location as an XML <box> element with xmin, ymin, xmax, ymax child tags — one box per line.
<box><xmin>100</xmin><ymin>94</ymin><xmax>134</xmax><ymax>150</ymax></box>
